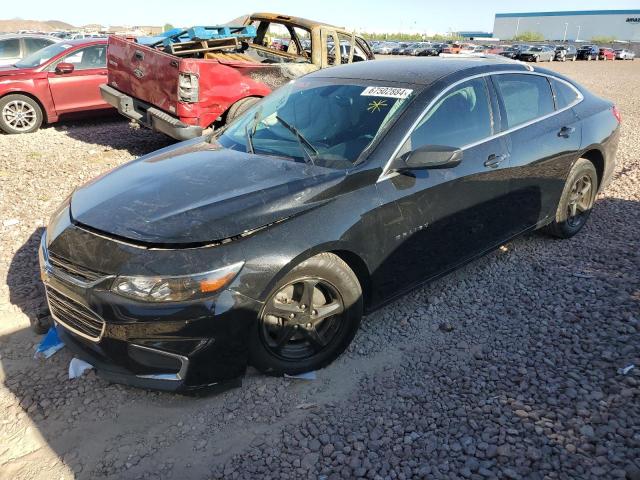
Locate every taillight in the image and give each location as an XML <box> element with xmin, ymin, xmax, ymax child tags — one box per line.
<box><xmin>178</xmin><ymin>73</ymin><xmax>199</xmax><ymax>103</ymax></box>
<box><xmin>612</xmin><ymin>105</ymin><xmax>621</xmax><ymax>123</ymax></box>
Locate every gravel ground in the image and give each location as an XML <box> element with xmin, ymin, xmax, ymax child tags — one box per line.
<box><xmin>0</xmin><ymin>60</ymin><xmax>638</xmax><ymax>480</ymax></box>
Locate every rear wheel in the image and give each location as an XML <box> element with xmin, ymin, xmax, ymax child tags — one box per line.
<box><xmin>543</xmin><ymin>158</ymin><xmax>598</xmax><ymax>239</ymax></box>
<box><xmin>249</xmin><ymin>253</ymin><xmax>363</xmax><ymax>376</ymax></box>
<box><xmin>225</xmin><ymin>97</ymin><xmax>260</xmax><ymax>125</ymax></box>
<box><xmin>0</xmin><ymin>94</ymin><xmax>43</xmax><ymax>134</ymax></box>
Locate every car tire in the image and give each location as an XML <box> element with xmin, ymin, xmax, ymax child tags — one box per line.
<box><xmin>249</xmin><ymin>252</ymin><xmax>363</xmax><ymax>376</ymax></box>
<box><xmin>0</xmin><ymin>94</ymin><xmax>43</xmax><ymax>134</ymax></box>
<box><xmin>543</xmin><ymin>158</ymin><xmax>598</xmax><ymax>239</ymax></box>
<box><xmin>572</xmin><ymin>56</ymin><xmax>576</xmax><ymax>61</ymax></box>
<box><xmin>225</xmin><ymin>96</ymin><xmax>260</xmax><ymax>125</ymax></box>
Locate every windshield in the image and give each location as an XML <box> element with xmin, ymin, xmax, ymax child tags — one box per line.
<box><xmin>530</xmin><ymin>47</ymin><xmax>543</xmax><ymax>52</ymax></box>
<box><xmin>216</xmin><ymin>79</ymin><xmax>416</xmax><ymax>169</ymax></box>
<box><xmin>14</xmin><ymin>42</ymin><xmax>72</xmax><ymax>68</ymax></box>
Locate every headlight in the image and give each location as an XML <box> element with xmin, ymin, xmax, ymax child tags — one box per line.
<box><xmin>111</xmin><ymin>262</ymin><xmax>243</xmax><ymax>302</ymax></box>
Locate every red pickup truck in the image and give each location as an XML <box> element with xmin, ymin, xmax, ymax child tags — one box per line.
<box><xmin>100</xmin><ymin>13</ymin><xmax>374</xmax><ymax>140</ymax></box>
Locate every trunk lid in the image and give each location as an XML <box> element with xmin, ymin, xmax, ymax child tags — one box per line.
<box><xmin>106</xmin><ymin>36</ymin><xmax>180</xmax><ymax>115</ymax></box>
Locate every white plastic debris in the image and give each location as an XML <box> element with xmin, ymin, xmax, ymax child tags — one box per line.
<box><xmin>618</xmin><ymin>364</ymin><xmax>635</xmax><ymax>375</ymax></box>
<box><xmin>2</xmin><ymin>218</ymin><xmax>19</xmax><ymax>227</ymax></box>
<box><xmin>68</xmin><ymin>358</ymin><xmax>94</xmax><ymax>379</ymax></box>
<box><xmin>34</xmin><ymin>325</ymin><xmax>65</xmax><ymax>359</ymax></box>
<box><xmin>285</xmin><ymin>371</ymin><xmax>316</xmax><ymax>380</ymax></box>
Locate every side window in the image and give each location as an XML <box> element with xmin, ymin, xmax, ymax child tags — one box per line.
<box><xmin>24</xmin><ymin>38</ymin><xmax>53</xmax><ymax>55</ymax></box>
<box><xmin>406</xmin><ymin>77</ymin><xmax>493</xmax><ymax>151</ymax></box>
<box><xmin>493</xmin><ymin>74</ymin><xmax>554</xmax><ymax>128</ymax></box>
<box><xmin>59</xmin><ymin>45</ymin><xmax>107</xmax><ymax>70</ymax></box>
<box><xmin>551</xmin><ymin>79</ymin><xmax>579</xmax><ymax>110</ymax></box>
<box><xmin>0</xmin><ymin>39</ymin><xmax>20</xmax><ymax>59</ymax></box>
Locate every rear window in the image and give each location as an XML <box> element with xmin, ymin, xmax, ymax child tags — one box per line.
<box><xmin>551</xmin><ymin>79</ymin><xmax>579</xmax><ymax>110</ymax></box>
<box><xmin>494</xmin><ymin>74</ymin><xmax>555</xmax><ymax>129</ymax></box>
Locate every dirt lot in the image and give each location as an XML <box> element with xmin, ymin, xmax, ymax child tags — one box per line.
<box><xmin>0</xmin><ymin>60</ymin><xmax>638</xmax><ymax>480</ymax></box>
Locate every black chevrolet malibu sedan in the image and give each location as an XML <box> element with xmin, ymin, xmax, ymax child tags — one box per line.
<box><xmin>40</xmin><ymin>58</ymin><xmax>620</xmax><ymax>392</ymax></box>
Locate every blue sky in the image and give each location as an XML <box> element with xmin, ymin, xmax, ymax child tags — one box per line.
<box><xmin>5</xmin><ymin>0</ymin><xmax>640</xmax><ymax>33</ymax></box>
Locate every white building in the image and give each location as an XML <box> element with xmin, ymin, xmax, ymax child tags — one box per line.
<box><xmin>493</xmin><ymin>10</ymin><xmax>640</xmax><ymax>42</ymax></box>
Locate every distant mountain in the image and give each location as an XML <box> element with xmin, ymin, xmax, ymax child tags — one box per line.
<box><xmin>0</xmin><ymin>19</ymin><xmax>75</xmax><ymax>33</ymax></box>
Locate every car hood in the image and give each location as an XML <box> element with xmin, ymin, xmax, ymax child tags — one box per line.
<box><xmin>70</xmin><ymin>139</ymin><xmax>346</xmax><ymax>246</ymax></box>
<box><xmin>0</xmin><ymin>65</ymin><xmax>36</xmax><ymax>77</ymax></box>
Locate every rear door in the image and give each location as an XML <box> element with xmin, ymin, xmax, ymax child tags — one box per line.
<box><xmin>47</xmin><ymin>44</ymin><xmax>109</xmax><ymax>114</ymax></box>
<box><xmin>375</xmin><ymin>76</ymin><xmax>512</xmax><ymax>296</ymax></box>
<box><xmin>106</xmin><ymin>35</ymin><xmax>180</xmax><ymax>114</ymax></box>
<box><xmin>492</xmin><ymin>73</ymin><xmax>582</xmax><ymax>235</ymax></box>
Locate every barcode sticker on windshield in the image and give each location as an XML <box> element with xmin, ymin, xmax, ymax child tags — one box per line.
<box><xmin>361</xmin><ymin>86</ymin><xmax>413</xmax><ymax>99</ymax></box>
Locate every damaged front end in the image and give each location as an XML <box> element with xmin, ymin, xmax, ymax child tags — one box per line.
<box><xmin>39</xmin><ymin>202</ymin><xmax>263</xmax><ymax>393</ymax></box>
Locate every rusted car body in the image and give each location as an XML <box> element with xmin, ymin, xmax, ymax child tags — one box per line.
<box><xmin>101</xmin><ymin>13</ymin><xmax>374</xmax><ymax>140</ymax></box>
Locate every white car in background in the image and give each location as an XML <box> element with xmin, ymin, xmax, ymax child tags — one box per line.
<box><xmin>0</xmin><ymin>34</ymin><xmax>61</xmax><ymax>66</ymax></box>
<box><xmin>614</xmin><ymin>49</ymin><xmax>635</xmax><ymax>60</ymax></box>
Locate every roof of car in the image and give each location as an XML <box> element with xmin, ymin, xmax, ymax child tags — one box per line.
<box><xmin>308</xmin><ymin>57</ymin><xmax>531</xmax><ymax>85</ymax></box>
<box><xmin>57</xmin><ymin>38</ymin><xmax>108</xmax><ymax>46</ymax></box>
<box><xmin>0</xmin><ymin>33</ymin><xmax>62</xmax><ymax>41</ymax></box>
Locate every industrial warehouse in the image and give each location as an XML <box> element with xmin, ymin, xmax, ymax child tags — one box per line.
<box><xmin>493</xmin><ymin>9</ymin><xmax>640</xmax><ymax>41</ymax></box>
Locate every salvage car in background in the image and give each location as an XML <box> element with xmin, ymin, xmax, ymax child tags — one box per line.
<box><xmin>577</xmin><ymin>45</ymin><xmax>599</xmax><ymax>61</ymax></box>
<box><xmin>598</xmin><ymin>48</ymin><xmax>615</xmax><ymax>61</ymax></box>
<box><xmin>518</xmin><ymin>45</ymin><xmax>555</xmax><ymax>62</ymax></box>
<box><xmin>0</xmin><ymin>39</ymin><xmax>111</xmax><ymax>134</ymax></box>
<box><xmin>0</xmin><ymin>34</ymin><xmax>61</xmax><ymax>66</ymax></box>
<box><xmin>41</xmin><ymin>57</ymin><xmax>620</xmax><ymax>391</ymax></box>
<box><xmin>555</xmin><ymin>45</ymin><xmax>577</xmax><ymax>61</ymax></box>
<box><xmin>614</xmin><ymin>48</ymin><xmax>635</xmax><ymax>60</ymax></box>
<box><xmin>101</xmin><ymin>13</ymin><xmax>374</xmax><ymax>140</ymax></box>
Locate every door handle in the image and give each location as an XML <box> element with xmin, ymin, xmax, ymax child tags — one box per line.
<box><xmin>484</xmin><ymin>153</ymin><xmax>507</xmax><ymax>168</ymax></box>
<box><xmin>558</xmin><ymin>126</ymin><xmax>576</xmax><ymax>138</ymax></box>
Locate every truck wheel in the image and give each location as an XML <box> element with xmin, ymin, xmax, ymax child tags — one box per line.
<box><xmin>0</xmin><ymin>94</ymin><xmax>43</xmax><ymax>134</ymax></box>
<box><xmin>225</xmin><ymin>97</ymin><xmax>261</xmax><ymax>125</ymax></box>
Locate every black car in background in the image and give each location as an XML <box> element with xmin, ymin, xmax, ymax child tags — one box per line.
<box><xmin>391</xmin><ymin>43</ymin><xmax>409</xmax><ymax>55</ymax></box>
<box><xmin>500</xmin><ymin>45</ymin><xmax>530</xmax><ymax>59</ymax></box>
<box><xmin>40</xmin><ymin>58</ymin><xmax>620</xmax><ymax>392</ymax></box>
<box><xmin>555</xmin><ymin>45</ymin><xmax>577</xmax><ymax>61</ymax></box>
<box><xmin>418</xmin><ymin>43</ymin><xmax>446</xmax><ymax>56</ymax></box>
<box><xmin>577</xmin><ymin>45</ymin><xmax>599</xmax><ymax>60</ymax></box>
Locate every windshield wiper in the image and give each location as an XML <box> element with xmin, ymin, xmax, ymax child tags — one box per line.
<box><xmin>274</xmin><ymin>114</ymin><xmax>317</xmax><ymax>166</ymax></box>
<box><xmin>245</xmin><ymin>107</ymin><xmax>263</xmax><ymax>154</ymax></box>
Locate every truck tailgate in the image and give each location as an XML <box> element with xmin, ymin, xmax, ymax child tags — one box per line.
<box><xmin>107</xmin><ymin>36</ymin><xmax>179</xmax><ymax>115</ymax></box>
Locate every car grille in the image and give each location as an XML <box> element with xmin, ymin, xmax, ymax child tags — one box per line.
<box><xmin>48</xmin><ymin>251</ymin><xmax>105</xmax><ymax>283</ymax></box>
<box><xmin>46</xmin><ymin>287</ymin><xmax>105</xmax><ymax>341</ymax></box>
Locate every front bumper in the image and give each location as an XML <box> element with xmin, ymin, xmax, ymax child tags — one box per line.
<box><xmin>39</xmin><ymin>232</ymin><xmax>260</xmax><ymax>393</ymax></box>
<box><xmin>100</xmin><ymin>84</ymin><xmax>202</xmax><ymax>141</ymax></box>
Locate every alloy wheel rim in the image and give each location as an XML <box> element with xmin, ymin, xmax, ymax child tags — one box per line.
<box><xmin>566</xmin><ymin>174</ymin><xmax>593</xmax><ymax>228</ymax></box>
<box><xmin>260</xmin><ymin>277</ymin><xmax>345</xmax><ymax>360</ymax></box>
<box><xmin>2</xmin><ymin>100</ymin><xmax>36</xmax><ymax>131</ymax></box>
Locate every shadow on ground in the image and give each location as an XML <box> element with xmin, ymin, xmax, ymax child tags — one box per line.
<box><xmin>1</xmin><ymin>196</ymin><xmax>638</xmax><ymax>479</ymax></box>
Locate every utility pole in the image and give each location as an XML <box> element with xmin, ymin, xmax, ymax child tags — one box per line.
<box><xmin>515</xmin><ymin>17</ymin><xmax>521</xmax><ymax>38</ymax></box>
<box><xmin>576</xmin><ymin>25</ymin><xmax>581</xmax><ymax>42</ymax></box>
<box><xmin>563</xmin><ymin>22</ymin><xmax>568</xmax><ymax>42</ymax></box>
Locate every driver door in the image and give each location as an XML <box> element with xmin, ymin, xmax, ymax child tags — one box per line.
<box><xmin>47</xmin><ymin>45</ymin><xmax>109</xmax><ymax>115</ymax></box>
<box><xmin>375</xmin><ymin>77</ymin><xmax>513</xmax><ymax>296</ymax></box>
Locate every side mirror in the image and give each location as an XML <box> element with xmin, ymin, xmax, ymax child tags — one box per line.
<box><xmin>55</xmin><ymin>62</ymin><xmax>74</xmax><ymax>74</ymax></box>
<box><xmin>391</xmin><ymin>145</ymin><xmax>463</xmax><ymax>171</ymax></box>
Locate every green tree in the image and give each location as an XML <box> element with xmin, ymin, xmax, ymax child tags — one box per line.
<box><xmin>591</xmin><ymin>36</ymin><xmax>616</xmax><ymax>44</ymax></box>
<box><xmin>513</xmin><ymin>31</ymin><xmax>544</xmax><ymax>42</ymax></box>
<box><xmin>163</xmin><ymin>23</ymin><xmax>175</xmax><ymax>32</ymax></box>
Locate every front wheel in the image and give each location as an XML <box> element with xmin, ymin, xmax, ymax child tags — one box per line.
<box><xmin>543</xmin><ymin>158</ymin><xmax>598</xmax><ymax>239</ymax></box>
<box><xmin>249</xmin><ymin>253</ymin><xmax>363</xmax><ymax>376</ymax></box>
<box><xmin>0</xmin><ymin>94</ymin><xmax>43</xmax><ymax>134</ymax></box>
